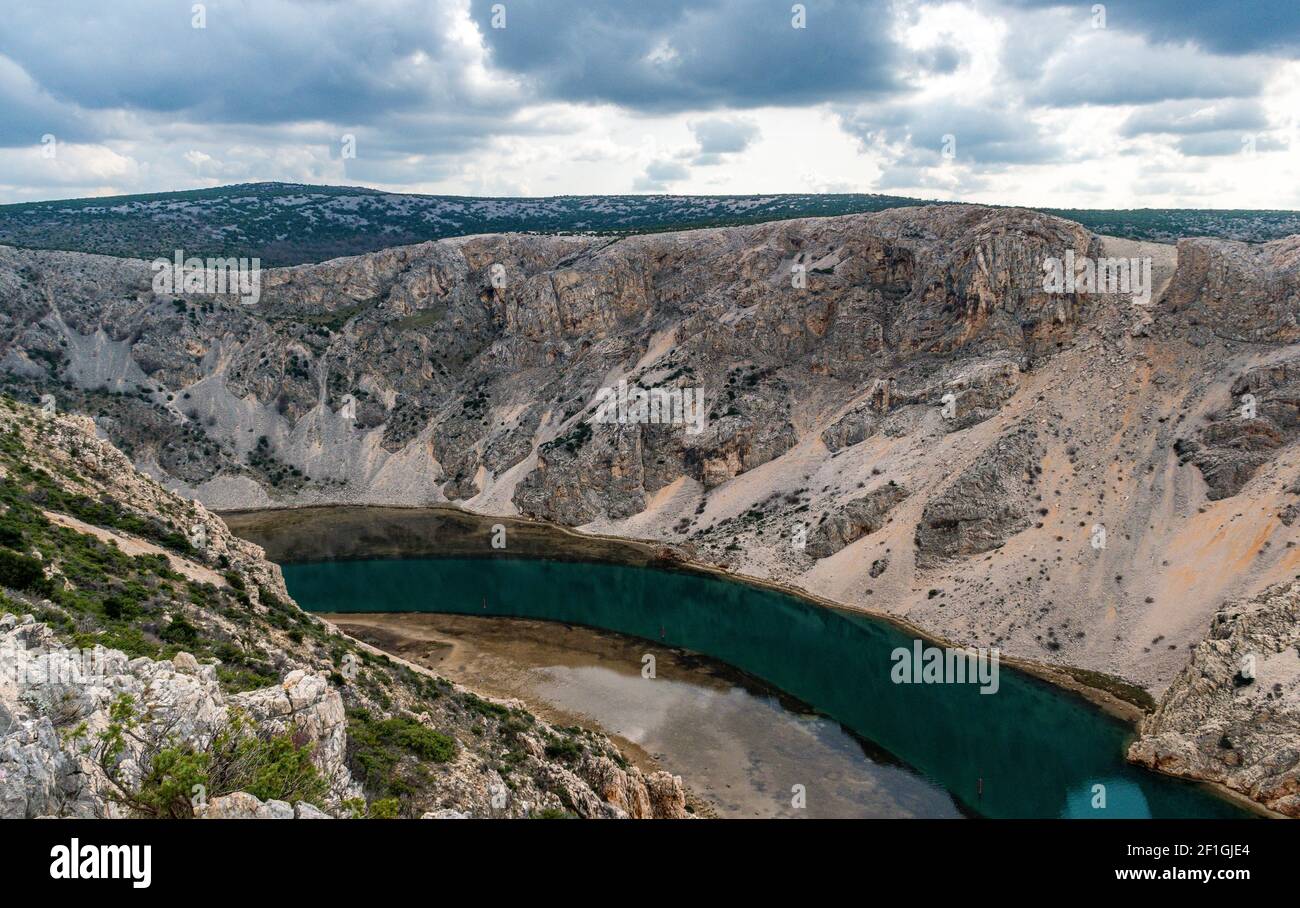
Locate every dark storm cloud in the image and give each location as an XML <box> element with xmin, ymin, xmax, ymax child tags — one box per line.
<box><xmin>0</xmin><ymin>56</ymin><xmax>98</xmax><ymax>147</ymax></box>
<box><xmin>345</xmin><ymin>109</ymin><xmax>580</xmax><ymax>159</ymax></box>
<box><xmin>469</xmin><ymin>0</ymin><xmax>906</xmax><ymax>112</ymax></box>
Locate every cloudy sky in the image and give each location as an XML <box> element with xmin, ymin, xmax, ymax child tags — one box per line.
<box><xmin>1</xmin><ymin>0</ymin><xmax>1298</xmax><ymax>207</ymax></box>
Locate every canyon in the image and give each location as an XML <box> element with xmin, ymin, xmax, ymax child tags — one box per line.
<box><xmin>2</xmin><ymin>203</ymin><xmax>1300</xmax><ymax>814</ymax></box>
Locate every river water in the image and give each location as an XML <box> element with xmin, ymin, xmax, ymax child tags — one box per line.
<box><xmin>267</xmin><ymin>546</ymin><xmax>1248</xmax><ymax>819</ymax></box>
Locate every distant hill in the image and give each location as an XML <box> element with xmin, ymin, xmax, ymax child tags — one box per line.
<box><xmin>0</xmin><ymin>183</ymin><xmax>934</xmax><ymax>267</ymax></box>
<box><xmin>1039</xmin><ymin>207</ymin><xmax>1300</xmax><ymax>247</ymax></box>
<box><xmin>0</xmin><ymin>182</ymin><xmax>1297</xmax><ymax>266</ymax></box>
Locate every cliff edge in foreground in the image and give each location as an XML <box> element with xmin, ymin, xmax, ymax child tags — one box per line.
<box><xmin>0</xmin><ymin>397</ymin><xmax>686</xmax><ymax>818</ymax></box>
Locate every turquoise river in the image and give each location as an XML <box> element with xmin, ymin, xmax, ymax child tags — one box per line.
<box><xmin>278</xmin><ymin>554</ymin><xmax>1251</xmax><ymax>819</ymax></box>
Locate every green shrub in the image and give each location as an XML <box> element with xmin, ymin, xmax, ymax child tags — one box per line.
<box><xmin>462</xmin><ymin>692</ymin><xmax>510</xmax><ymax>720</ymax></box>
<box><xmin>229</xmin><ymin>729</ymin><xmax>328</xmax><ymax>805</ymax></box>
<box><xmin>0</xmin><ymin>548</ymin><xmax>49</xmax><ymax>594</ymax></box>
<box><xmin>159</xmin><ymin>614</ymin><xmax>199</xmax><ymax>646</ymax></box>
<box><xmin>216</xmin><ymin>664</ymin><xmax>278</xmax><ymax>694</ymax></box>
<box><xmin>543</xmin><ymin>736</ymin><xmax>583</xmax><ymax>764</ymax></box>
<box><xmin>382</xmin><ymin>718</ymin><xmax>458</xmax><ymax>762</ymax></box>
<box><xmin>133</xmin><ymin>743</ymin><xmax>209</xmax><ymax>819</ymax></box>
<box><xmin>96</xmin><ymin>699</ymin><xmax>326</xmax><ymax>818</ymax></box>
<box><xmin>0</xmin><ymin>523</ymin><xmax>24</xmax><ymax>549</ymax></box>
<box><xmin>345</xmin><ymin>709</ymin><xmax>459</xmax><ymax>808</ymax></box>
<box><xmin>368</xmin><ymin>798</ymin><xmax>401</xmax><ymax>819</ymax></box>
<box><xmin>102</xmin><ymin>594</ymin><xmax>139</xmax><ymax>621</ymax></box>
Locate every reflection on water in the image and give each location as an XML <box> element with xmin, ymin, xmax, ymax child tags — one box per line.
<box><xmin>282</xmin><ymin>555</ymin><xmax>1250</xmax><ymax>819</ymax></box>
<box><xmin>328</xmin><ymin>612</ymin><xmax>961</xmax><ymax>818</ymax></box>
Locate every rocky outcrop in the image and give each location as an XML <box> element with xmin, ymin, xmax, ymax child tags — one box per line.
<box><xmin>819</xmin><ymin>358</ymin><xmax>1018</xmax><ymax>449</ymax></box>
<box><xmin>1175</xmin><ymin>354</ymin><xmax>1300</xmax><ymax>499</ymax></box>
<box><xmin>935</xmin><ymin>358</ymin><xmax>1022</xmax><ymax>432</ymax></box>
<box><xmin>820</xmin><ymin>406</ymin><xmax>879</xmax><ymax>453</ymax></box>
<box><xmin>194</xmin><ymin>792</ymin><xmax>329</xmax><ymax>820</ymax></box>
<box><xmin>577</xmin><ymin>754</ymin><xmax>688</xmax><ymax>819</ymax></box>
<box><xmin>0</xmin><ymin>613</ymin><xmax>349</xmax><ymax>818</ymax></box>
<box><xmin>228</xmin><ymin>670</ymin><xmax>354</xmax><ymax>799</ymax></box>
<box><xmin>1162</xmin><ymin>235</ymin><xmax>1300</xmax><ymax>343</ymax></box>
<box><xmin>806</xmin><ymin>482</ymin><xmax>908</xmax><ymax>558</ymax></box>
<box><xmin>914</xmin><ymin>427</ymin><xmax>1042</xmax><ymax>567</ymax></box>
<box><xmin>1128</xmin><ymin>580</ymin><xmax>1300</xmax><ymax>817</ymax></box>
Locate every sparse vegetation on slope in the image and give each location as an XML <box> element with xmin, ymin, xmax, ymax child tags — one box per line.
<box><xmin>0</xmin><ymin>396</ymin><xmax>687</xmax><ymax>818</ymax></box>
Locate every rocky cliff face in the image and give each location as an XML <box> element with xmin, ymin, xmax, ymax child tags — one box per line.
<box><xmin>0</xmin><ymin>204</ymin><xmax>1094</xmax><ymax>515</ymax></box>
<box><xmin>806</xmin><ymin>481</ymin><xmax>908</xmax><ymax>559</ymax></box>
<box><xmin>0</xmin><ymin>614</ymin><xmax>353</xmax><ymax>818</ymax></box>
<box><xmin>0</xmin><ymin>398</ymin><xmax>686</xmax><ymax>818</ymax></box>
<box><xmin>1162</xmin><ymin>234</ymin><xmax>1300</xmax><ymax>343</ymax></box>
<box><xmin>1129</xmin><ymin>580</ymin><xmax>1300</xmax><ymax>817</ymax></box>
<box><xmin>914</xmin><ymin>426</ymin><xmax>1043</xmax><ymax>568</ymax></box>
<box><xmin>1174</xmin><ymin>352</ymin><xmax>1300</xmax><ymax>500</ymax></box>
<box><xmin>3</xmin><ymin>204</ymin><xmax>1300</xmax><ymax>815</ymax></box>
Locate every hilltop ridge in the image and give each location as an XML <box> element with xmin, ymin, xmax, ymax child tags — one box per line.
<box><xmin>2</xmin><ymin>181</ymin><xmax>1298</xmax><ymax>267</ymax></box>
